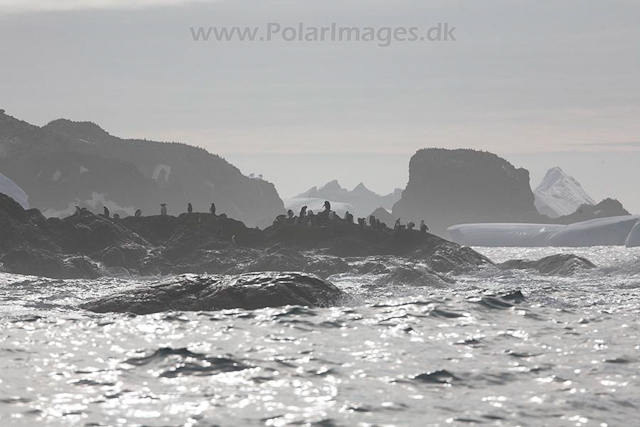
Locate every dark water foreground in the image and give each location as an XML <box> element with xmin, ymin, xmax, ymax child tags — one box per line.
<box><xmin>1</xmin><ymin>246</ymin><xmax>640</xmax><ymax>426</ymax></box>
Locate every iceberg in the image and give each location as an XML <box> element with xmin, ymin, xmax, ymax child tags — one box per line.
<box><xmin>626</xmin><ymin>221</ymin><xmax>640</xmax><ymax>247</ymax></box>
<box><xmin>448</xmin><ymin>215</ymin><xmax>640</xmax><ymax>248</ymax></box>
<box><xmin>0</xmin><ymin>172</ymin><xmax>29</xmax><ymax>209</ymax></box>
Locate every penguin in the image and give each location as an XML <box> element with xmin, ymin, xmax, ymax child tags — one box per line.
<box><xmin>74</xmin><ymin>206</ymin><xmax>82</xmax><ymax>216</ymax></box>
<box><xmin>299</xmin><ymin>206</ymin><xmax>308</xmax><ymax>219</ymax></box>
<box><xmin>219</xmin><ymin>213</ymin><xmax>227</xmax><ymax>219</ymax></box>
<box><xmin>369</xmin><ymin>215</ymin><xmax>376</xmax><ymax>227</ymax></box>
<box><xmin>287</xmin><ymin>209</ymin><xmax>294</xmax><ymax>219</ymax></box>
<box><xmin>113</xmin><ymin>213</ymin><xmax>120</xmax><ymax>220</ymax></box>
<box><xmin>187</xmin><ymin>203</ymin><xmax>193</xmax><ymax>214</ymax></box>
<box><xmin>407</xmin><ymin>221</ymin><xmax>415</xmax><ymax>230</ymax></box>
<box><xmin>345</xmin><ymin>211</ymin><xmax>354</xmax><ymax>224</ymax></box>
<box><xmin>358</xmin><ymin>218</ymin><xmax>366</xmax><ymax>228</ymax></box>
<box><xmin>210</xmin><ymin>203</ymin><xmax>216</xmax><ymax>215</ymax></box>
<box><xmin>324</xmin><ymin>201</ymin><xmax>331</xmax><ymax>212</ymax></box>
<box><xmin>160</xmin><ymin>204</ymin><xmax>167</xmax><ymax>216</ymax></box>
<box><xmin>394</xmin><ymin>218</ymin><xmax>401</xmax><ymax>231</ymax></box>
<box><xmin>103</xmin><ymin>206</ymin><xmax>110</xmax><ymax>218</ymax></box>
<box><xmin>135</xmin><ymin>209</ymin><xmax>142</xmax><ymax>217</ymax></box>
<box><xmin>420</xmin><ymin>220</ymin><xmax>428</xmax><ymax>233</ymax></box>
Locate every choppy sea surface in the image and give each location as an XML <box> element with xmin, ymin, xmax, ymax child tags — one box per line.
<box><xmin>1</xmin><ymin>246</ymin><xmax>640</xmax><ymax>426</ymax></box>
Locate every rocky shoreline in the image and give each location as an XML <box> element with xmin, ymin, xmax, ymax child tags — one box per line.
<box><xmin>1</xmin><ymin>193</ymin><xmax>600</xmax><ymax>313</ymax></box>
<box><xmin>0</xmin><ymin>194</ymin><xmax>491</xmax><ymax>280</ymax></box>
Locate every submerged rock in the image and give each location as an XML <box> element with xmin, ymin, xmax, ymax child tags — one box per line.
<box><xmin>0</xmin><ymin>248</ymin><xmax>102</xmax><ymax>279</ymax></box>
<box><xmin>376</xmin><ymin>266</ymin><xmax>454</xmax><ymax>288</ymax></box>
<box><xmin>498</xmin><ymin>254</ymin><xmax>596</xmax><ymax>276</ymax></box>
<box><xmin>80</xmin><ymin>272</ymin><xmax>345</xmax><ymax>314</ymax></box>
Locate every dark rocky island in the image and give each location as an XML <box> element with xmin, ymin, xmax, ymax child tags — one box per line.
<box><xmin>393</xmin><ymin>148</ymin><xmax>540</xmax><ymax>237</ymax></box>
<box><xmin>0</xmin><ymin>193</ymin><xmax>491</xmax><ymax>281</ymax></box>
<box><xmin>392</xmin><ymin>148</ymin><xmax>631</xmax><ymax>237</ymax></box>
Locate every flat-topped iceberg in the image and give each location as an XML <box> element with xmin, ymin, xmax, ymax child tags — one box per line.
<box><xmin>448</xmin><ymin>215</ymin><xmax>640</xmax><ymax>247</ymax></box>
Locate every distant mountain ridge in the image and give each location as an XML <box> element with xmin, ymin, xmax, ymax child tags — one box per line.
<box><xmin>293</xmin><ymin>180</ymin><xmax>402</xmax><ymax>217</ymax></box>
<box><xmin>0</xmin><ymin>112</ymin><xmax>284</xmax><ymax>227</ymax></box>
<box><xmin>534</xmin><ymin>167</ymin><xmax>595</xmax><ymax>218</ymax></box>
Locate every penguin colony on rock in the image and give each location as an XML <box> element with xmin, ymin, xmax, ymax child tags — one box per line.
<box><xmin>72</xmin><ymin>202</ymin><xmax>219</xmax><ymax>219</ymax></box>
<box><xmin>70</xmin><ymin>200</ymin><xmax>429</xmax><ymax>234</ymax></box>
<box><xmin>273</xmin><ymin>201</ymin><xmax>429</xmax><ymax>233</ymax></box>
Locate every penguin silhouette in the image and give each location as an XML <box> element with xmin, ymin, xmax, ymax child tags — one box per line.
<box><xmin>160</xmin><ymin>204</ymin><xmax>167</xmax><ymax>216</ymax></box>
<box><xmin>210</xmin><ymin>203</ymin><xmax>216</xmax><ymax>215</ymax></box>
<box><xmin>135</xmin><ymin>209</ymin><xmax>142</xmax><ymax>217</ymax></box>
<box><xmin>103</xmin><ymin>206</ymin><xmax>110</xmax><ymax>218</ymax></box>
<box><xmin>188</xmin><ymin>203</ymin><xmax>193</xmax><ymax>214</ymax></box>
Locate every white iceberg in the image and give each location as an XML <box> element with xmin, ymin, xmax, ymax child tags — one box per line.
<box><xmin>625</xmin><ymin>221</ymin><xmax>640</xmax><ymax>247</ymax></box>
<box><xmin>448</xmin><ymin>215</ymin><xmax>640</xmax><ymax>248</ymax></box>
<box><xmin>0</xmin><ymin>172</ymin><xmax>29</xmax><ymax>209</ymax></box>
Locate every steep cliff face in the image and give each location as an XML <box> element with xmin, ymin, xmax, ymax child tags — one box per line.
<box><xmin>0</xmin><ymin>113</ymin><xmax>284</xmax><ymax>227</ymax></box>
<box><xmin>392</xmin><ymin>148</ymin><xmax>539</xmax><ymax>236</ymax></box>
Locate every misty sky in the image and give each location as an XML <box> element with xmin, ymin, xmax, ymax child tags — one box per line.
<box><xmin>1</xmin><ymin>0</ymin><xmax>639</xmax><ymax>213</ymax></box>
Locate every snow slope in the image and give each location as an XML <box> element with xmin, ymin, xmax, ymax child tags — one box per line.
<box><xmin>0</xmin><ymin>172</ymin><xmax>29</xmax><ymax>209</ymax></box>
<box><xmin>448</xmin><ymin>215</ymin><xmax>640</xmax><ymax>248</ymax></box>
<box><xmin>534</xmin><ymin>167</ymin><xmax>595</xmax><ymax>218</ymax></box>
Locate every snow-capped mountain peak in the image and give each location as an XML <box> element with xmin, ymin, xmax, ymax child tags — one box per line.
<box><xmin>534</xmin><ymin>167</ymin><xmax>596</xmax><ymax>218</ymax></box>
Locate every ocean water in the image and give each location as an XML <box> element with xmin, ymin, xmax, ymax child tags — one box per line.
<box><xmin>1</xmin><ymin>246</ymin><xmax>640</xmax><ymax>426</ymax></box>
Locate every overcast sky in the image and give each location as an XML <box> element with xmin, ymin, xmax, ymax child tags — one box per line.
<box><xmin>1</xmin><ymin>0</ymin><xmax>639</xmax><ymax>211</ymax></box>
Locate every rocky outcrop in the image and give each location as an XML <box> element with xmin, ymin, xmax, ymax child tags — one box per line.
<box><xmin>369</xmin><ymin>207</ymin><xmax>398</xmax><ymax>228</ymax></box>
<box><xmin>263</xmin><ymin>220</ymin><xmax>490</xmax><ymax>271</ymax></box>
<box><xmin>0</xmin><ymin>193</ymin><xmax>492</xmax><ymax>280</ymax></box>
<box><xmin>0</xmin><ymin>112</ymin><xmax>284</xmax><ymax>227</ymax></box>
<box><xmin>80</xmin><ymin>272</ymin><xmax>346</xmax><ymax>314</ymax></box>
<box><xmin>552</xmin><ymin>198</ymin><xmax>630</xmax><ymax>225</ymax></box>
<box><xmin>498</xmin><ymin>254</ymin><xmax>596</xmax><ymax>276</ymax></box>
<box><xmin>392</xmin><ymin>149</ymin><xmax>540</xmax><ymax>237</ymax></box>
